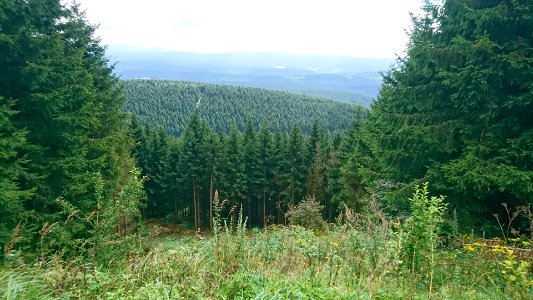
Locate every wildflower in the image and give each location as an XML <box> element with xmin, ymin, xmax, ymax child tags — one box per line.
<box><xmin>464</xmin><ymin>244</ymin><xmax>475</xmax><ymax>252</ymax></box>
<box><xmin>330</xmin><ymin>240</ymin><xmax>339</xmax><ymax>249</ymax></box>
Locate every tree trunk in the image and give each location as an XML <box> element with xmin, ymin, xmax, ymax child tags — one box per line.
<box><xmin>174</xmin><ymin>195</ymin><xmax>178</xmax><ymax>215</ymax></box>
<box><xmin>196</xmin><ymin>188</ymin><xmax>201</xmax><ymax>230</ymax></box>
<box><xmin>209</xmin><ymin>172</ymin><xmax>213</xmax><ymax>229</ymax></box>
<box><xmin>263</xmin><ymin>188</ymin><xmax>266</xmax><ymax>227</ymax></box>
<box><xmin>291</xmin><ymin>172</ymin><xmax>296</xmax><ymax>206</ymax></box>
<box><xmin>193</xmin><ymin>179</ymin><xmax>198</xmax><ymax>230</ymax></box>
<box><xmin>248</xmin><ymin>195</ymin><xmax>252</xmax><ymax>227</ymax></box>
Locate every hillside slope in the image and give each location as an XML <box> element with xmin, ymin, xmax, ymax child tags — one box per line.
<box><xmin>109</xmin><ymin>48</ymin><xmax>390</xmax><ymax>106</ymax></box>
<box><xmin>123</xmin><ymin>79</ymin><xmax>357</xmax><ymax>135</ymax></box>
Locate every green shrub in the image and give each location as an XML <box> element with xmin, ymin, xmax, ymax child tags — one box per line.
<box><xmin>286</xmin><ymin>196</ymin><xmax>327</xmax><ymax>231</ymax></box>
<box><xmin>403</xmin><ymin>183</ymin><xmax>447</xmax><ymax>271</ymax></box>
<box><xmin>402</xmin><ymin>183</ymin><xmax>447</xmax><ymax>296</ymax></box>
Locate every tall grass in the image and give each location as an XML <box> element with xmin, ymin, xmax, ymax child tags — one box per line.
<box><xmin>1</xmin><ymin>192</ymin><xmax>531</xmax><ymax>299</ymax></box>
<box><xmin>0</xmin><ymin>268</ymin><xmax>53</xmax><ymax>300</ymax></box>
<box><xmin>1</xmin><ymin>226</ymin><xmax>531</xmax><ymax>299</ymax></box>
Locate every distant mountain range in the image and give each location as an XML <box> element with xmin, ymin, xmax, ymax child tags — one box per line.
<box><xmin>107</xmin><ymin>46</ymin><xmax>395</xmax><ymax>106</ymax></box>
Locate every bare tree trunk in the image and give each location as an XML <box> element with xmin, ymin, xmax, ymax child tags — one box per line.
<box><xmin>328</xmin><ymin>202</ymin><xmax>332</xmax><ymax>221</ymax></box>
<box><xmin>209</xmin><ymin>173</ymin><xmax>213</xmax><ymax>229</ymax></box>
<box><xmin>263</xmin><ymin>189</ymin><xmax>266</xmax><ymax>227</ymax></box>
<box><xmin>193</xmin><ymin>179</ymin><xmax>198</xmax><ymax>230</ymax></box>
<box><xmin>248</xmin><ymin>196</ymin><xmax>252</xmax><ymax>227</ymax></box>
<box><xmin>196</xmin><ymin>188</ymin><xmax>201</xmax><ymax>230</ymax></box>
<box><xmin>291</xmin><ymin>173</ymin><xmax>295</xmax><ymax>206</ymax></box>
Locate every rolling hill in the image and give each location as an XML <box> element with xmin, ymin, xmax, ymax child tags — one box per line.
<box><xmin>109</xmin><ymin>47</ymin><xmax>392</xmax><ymax>106</ymax></box>
<box><xmin>123</xmin><ymin>79</ymin><xmax>359</xmax><ymax>136</ymax></box>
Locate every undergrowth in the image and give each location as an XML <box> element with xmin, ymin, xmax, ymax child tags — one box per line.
<box><xmin>1</xmin><ymin>188</ymin><xmax>531</xmax><ymax>299</ymax></box>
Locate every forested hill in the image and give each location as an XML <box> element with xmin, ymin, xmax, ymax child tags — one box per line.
<box><xmin>123</xmin><ymin>79</ymin><xmax>357</xmax><ymax>136</ymax></box>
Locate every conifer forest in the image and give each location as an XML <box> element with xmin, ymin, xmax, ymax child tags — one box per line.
<box><xmin>0</xmin><ymin>0</ymin><xmax>532</xmax><ymax>299</ymax></box>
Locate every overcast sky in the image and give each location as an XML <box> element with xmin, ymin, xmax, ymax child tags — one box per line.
<box><xmin>76</xmin><ymin>0</ymin><xmax>423</xmax><ymax>58</ymax></box>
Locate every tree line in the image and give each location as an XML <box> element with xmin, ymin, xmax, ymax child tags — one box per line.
<box><xmin>129</xmin><ymin>107</ymin><xmax>368</xmax><ymax>229</ymax></box>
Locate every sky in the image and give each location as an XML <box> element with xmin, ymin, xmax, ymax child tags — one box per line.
<box><xmin>76</xmin><ymin>0</ymin><xmax>423</xmax><ymax>58</ymax></box>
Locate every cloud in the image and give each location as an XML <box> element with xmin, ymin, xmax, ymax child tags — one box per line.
<box><xmin>77</xmin><ymin>0</ymin><xmax>423</xmax><ymax>58</ymax></box>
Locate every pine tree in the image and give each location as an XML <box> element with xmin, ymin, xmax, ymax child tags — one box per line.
<box><xmin>364</xmin><ymin>0</ymin><xmax>533</xmax><ymax>226</ymax></box>
<box><xmin>0</xmin><ymin>1</ymin><xmax>138</xmax><ymax>252</ymax></box>
<box><xmin>205</xmin><ymin>131</ymin><xmax>222</xmax><ymax>229</ymax></box>
<box><xmin>340</xmin><ymin>107</ymin><xmax>369</xmax><ymax>212</ymax></box>
<box><xmin>307</xmin><ymin>144</ymin><xmax>326</xmax><ymax>208</ymax></box>
<box><xmin>180</xmin><ymin>113</ymin><xmax>209</xmax><ymax>229</ymax></box>
<box><xmin>222</xmin><ymin>121</ymin><xmax>245</xmax><ymax>206</ymax></box>
<box><xmin>0</xmin><ymin>98</ymin><xmax>32</xmax><ymax>257</ymax></box>
<box><xmin>242</xmin><ymin>118</ymin><xmax>260</xmax><ymax>225</ymax></box>
<box><xmin>144</xmin><ymin>127</ymin><xmax>170</xmax><ymax>217</ymax></box>
<box><xmin>256</xmin><ymin>122</ymin><xmax>275</xmax><ymax>226</ymax></box>
<box><xmin>271</xmin><ymin>126</ymin><xmax>287</xmax><ymax>223</ymax></box>
<box><xmin>283</xmin><ymin>125</ymin><xmax>308</xmax><ymax>207</ymax></box>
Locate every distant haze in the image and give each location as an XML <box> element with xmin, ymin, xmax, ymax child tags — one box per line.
<box><xmin>107</xmin><ymin>48</ymin><xmax>392</xmax><ymax>106</ymax></box>
<box><xmin>77</xmin><ymin>0</ymin><xmax>423</xmax><ymax>58</ymax></box>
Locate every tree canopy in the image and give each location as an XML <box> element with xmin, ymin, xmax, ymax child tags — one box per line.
<box><xmin>0</xmin><ymin>0</ymin><xmax>141</xmax><ymax>257</ymax></box>
<box><xmin>123</xmin><ymin>79</ymin><xmax>357</xmax><ymax>136</ymax></box>
<box><xmin>360</xmin><ymin>0</ymin><xmax>533</xmax><ymax>229</ymax></box>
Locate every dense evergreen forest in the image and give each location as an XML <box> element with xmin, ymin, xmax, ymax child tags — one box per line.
<box><xmin>123</xmin><ymin>79</ymin><xmax>357</xmax><ymax>135</ymax></box>
<box><xmin>128</xmin><ymin>109</ymin><xmax>367</xmax><ymax>228</ymax></box>
<box><xmin>0</xmin><ymin>0</ymin><xmax>143</xmax><ymax>259</ymax></box>
<box><xmin>1</xmin><ymin>0</ymin><xmax>532</xmax><ymax>298</ymax></box>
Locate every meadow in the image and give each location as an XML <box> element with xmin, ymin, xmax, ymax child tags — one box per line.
<box><xmin>2</xmin><ymin>191</ymin><xmax>531</xmax><ymax>300</ymax></box>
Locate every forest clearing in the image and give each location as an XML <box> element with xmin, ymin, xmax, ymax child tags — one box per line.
<box><xmin>2</xmin><ymin>187</ymin><xmax>532</xmax><ymax>299</ymax></box>
<box><xmin>1</xmin><ymin>0</ymin><xmax>532</xmax><ymax>298</ymax></box>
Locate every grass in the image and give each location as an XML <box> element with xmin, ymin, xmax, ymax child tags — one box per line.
<box><xmin>1</xmin><ymin>222</ymin><xmax>531</xmax><ymax>299</ymax></box>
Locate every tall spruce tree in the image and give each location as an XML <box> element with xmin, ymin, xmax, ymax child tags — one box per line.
<box><xmin>164</xmin><ymin>138</ymin><xmax>183</xmax><ymax>217</ymax></box>
<box><xmin>242</xmin><ymin>118</ymin><xmax>260</xmax><ymax>225</ymax></box>
<box><xmin>363</xmin><ymin>0</ymin><xmax>533</xmax><ymax>228</ymax></box>
<box><xmin>256</xmin><ymin>122</ymin><xmax>275</xmax><ymax>226</ymax></box>
<box><xmin>271</xmin><ymin>126</ymin><xmax>288</xmax><ymax>223</ymax></box>
<box><xmin>205</xmin><ymin>131</ymin><xmax>222</xmax><ymax>229</ymax></box>
<box><xmin>340</xmin><ymin>107</ymin><xmax>370</xmax><ymax>212</ymax></box>
<box><xmin>180</xmin><ymin>113</ymin><xmax>209</xmax><ymax>229</ymax></box>
<box><xmin>306</xmin><ymin>120</ymin><xmax>323</xmax><ymax>168</ymax></box>
<box><xmin>222</xmin><ymin>121</ymin><xmax>245</xmax><ymax>206</ymax></box>
<box><xmin>307</xmin><ymin>144</ymin><xmax>326</xmax><ymax>208</ymax></box>
<box><xmin>283</xmin><ymin>125</ymin><xmax>308</xmax><ymax>207</ymax></box>
<box><xmin>0</xmin><ymin>1</ymin><xmax>139</xmax><ymax>253</ymax></box>
<box><xmin>0</xmin><ymin>98</ymin><xmax>31</xmax><ymax>257</ymax></box>
<box><xmin>144</xmin><ymin>128</ymin><xmax>170</xmax><ymax>217</ymax></box>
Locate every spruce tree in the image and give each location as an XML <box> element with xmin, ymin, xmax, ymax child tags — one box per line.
<box><xmin>242</xmin><ymin>118</ymin><xmax>260</xmax><ymax>225</ymax></box>
<box><xmin>205</xmin><ymin>131</ymin><xmax>222</xmax><ymax>229</ymax></box>
<box><xmin>144</xmin><ymin>128</ymin><xmax>170</xmax><ymax>217</ymax></box>
<box><xmin>257</xmin><ymin>122</ymin><xmax>275</xmax><ymax>226</ymax></box>
<box><xmin>0</xmin><ymin>1</ymin><xmax>138</xmax><ymax>253</ymax></box>
<box><xmin>271</xmin><ymin>126</ymin><xmax>288</xmax><ymax>223</ymax></box>
<box><xmin>340</xmin><ymin>107</ymin><xmax>370</xmax><ymax>212</ymax></box>
<box><xmin>0</xmin><ymin>98</ymin><xmax>31</xmax><ymax>257</ymax></box>
<box><xmin>364</xmin><ymin>0</ymin><xmax>533</xmax><ymax>227</ymax></box>
<box><xmin>306</xmin><ymin>120</ymin><xmax>323</xmax><ymax>168</ymax></box>
<box><xmin>180</xmin><ymin>113</ymin><xmax>209</xmax><ymax>229</ymax></box>
<box><xmin>307</xmin><ymin>144</ymin><xmax>326</xmax><ymax>208</ymax></box>
<box><xmin>283</xmin><ymin>125</ymin><xmax>308</xmax><ymax>207</ymax></box>
<box><xmin>222</xmin><ymin>121</ymin><xmax>245</xmax><ymax>206</ymax></box>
